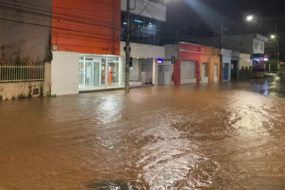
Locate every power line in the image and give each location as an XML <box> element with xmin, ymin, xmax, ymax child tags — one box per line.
<box><xmin>0</xmin><ymin>17</ymin><xmax>120</xmax><ymax>40</ymax></box>
<box><xmin>0</xmin><ymin>4</ymin><xmax>120</xmax><ymax>30</ymax></box>
<box><xmin>0</xmin><ymin>1</ymin><xmax>121</xmax><ymax>29</ymax></box>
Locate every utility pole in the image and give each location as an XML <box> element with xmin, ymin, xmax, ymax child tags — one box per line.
<box><xmin>276</xmin><ymin>24</ymin><xmax>280</xmax><ymax>71</ymax></box>
<box><xmin>124</xmin><ymin>0</ymin><xmax>131</xmax><ymax>93</ymax></box>
<box><xmin>219</xmin><ymin>21</ymin><xmax>224</xmax><ymax>83</ymax></box>
<box><xmin>277</xmin><ymin>38</ymin><xmax>280</xmax><ymax>70</ymax></box>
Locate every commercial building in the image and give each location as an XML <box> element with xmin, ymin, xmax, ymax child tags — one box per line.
<box><xmin>52</xmin><ymin>0</ymin><xmax>167</xmax><ymax>95</ymax></box>
<box><xmin>120</xmin><ymin>42</ymin><xmax>165</xmax><ymax>86</ymax></box>
<box><xmin>222</xmin><ymin>49</ymin><xmax>232</xmax><ymax>81</ymax></box>
<box><xmin>120</xmin><ymin>0</ymin><xmax>166</xmax><ymax>87</ymax></box>
<box><xmin>222</xmin><ymin>50</ymin><xmax>253</xmax><ymax>81</ymax></box>
<box><xmin>163</xmin><ymin>42</ymin><xmax>221</xmax><ymax>87</ymax></box>
<box><xmin>239</xmin><ymin>53</ymin><xmax>253</xmax><ymax>80</ymax></box>
<box><xmin>194</xmin><ymin>34</ymin><xmax>268</xmax><ymax>80</ymax></box>
<box><xmin>51</xmin><ymin>0</ymin><xmax>123</xmax><ymax>95</ymax></box>
<box><xmin>0</xmin><ymin>0</ymin><xmax>168</xmax><ymax>98</ymax></box>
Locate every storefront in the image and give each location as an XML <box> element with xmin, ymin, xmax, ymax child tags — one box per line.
<box><xmin>174</xmin><ymin>42</ymin><xmax>201</xmax><ymax>86</ymax></box>
<box><xmin>129</xmin><ymin>58</ymin><xmax>154</xmax><ymax>86</ymax></box>
<box><xmin>253</xmin><ymin>54</ymin><xmax>267</xmax><ymax>72</ymax></box>
<box><xmin>120</xmin><ymin>41</ymin><xmax>165</xmax><ymax>87</ymax></box>
<box><xmin>239</xmin><ymin>53</ymin><xmax>252</xmax><ymax>80</ymax></box>
<box><xmin>200</xmin><ymin>46</ymin><xmax>220</xmax><ymax>84</ymax></box>
<box><xmin>222</xmin><ymin>49</ymin><xmax>232</xmax><ymax>82</ymax></box>
<box><xmin>79</xmin><ymin>55</ymin><xmax>125</xmax><ymax>91</ymax></box>
<box><xmin>231</xmin><ymin>51</ymin><xmax>240</xmax><ymax>80</ymax></box>
<box><xmin>50</xmin><ymin>0</ymin><xmax>121</xmax><ymax>96</ymax></box>
<box><xmin>169</xmin><ymin>42</ymin><xmax>220</xmax><ymax>87</ymax></box>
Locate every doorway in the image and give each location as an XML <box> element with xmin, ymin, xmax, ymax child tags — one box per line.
<box><xmin>223</xmin><ymin>63</ymin><xmax>229</xmax><ymax>80</ymax></box>
<box><xmin>231</xmin><ymin>60</ymin><xmax>238</xmax><ymax>80</ymax></box>
<box><xmin>201</xmin><ymin>63</ymin><xmax>208</xmax><ymax>83</ymax></box>
<box><xmin>79</xmin><ymin>55</ymin><xmax>121</xmax><ymax>91</ymax></box>
<box><xmin>158</xmin><ymin>65</ymin><xmax>171</xmax><ymax>85</ymax></box>
<box><xmin>180</xmin><ymin>61</ymin><xmax>196</xmax><ymax>84</ymax></box>
<box><xmin>214</xmin><ymin>63</ymin><xmax>218</xmax><ymax>83</ymax></box>
<box><xmin>79</xmin><ymin>57</ymin><xmax>103</xmax><ymax>88</ymax></box>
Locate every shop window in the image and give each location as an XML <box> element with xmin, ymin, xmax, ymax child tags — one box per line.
<box><xmin>79</xmin><ymin>55</ymin><xmax>123</xmax><ymax>91</ymax></box>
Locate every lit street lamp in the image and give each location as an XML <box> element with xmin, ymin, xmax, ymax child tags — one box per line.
<box><xmin>220</xmin><ymin>14</ymin><xmax>256</xmax><ymax>82</ymax></box>
<box><xmin>246</xmin><ymin>15</ymin><xmax>254</xmax><ymax>22</ymax></box>
<box><xmin>269</xmin><ymin>34</ymin><xmax>279</xmax><ymax>72</ymax></box>
<box><xmin>270</xmin><ymin>34</ymin><xmax>276</xmax><ymax>40</ymax></box>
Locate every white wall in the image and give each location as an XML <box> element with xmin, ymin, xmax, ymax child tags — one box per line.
<box><xmin>222</xmin><ymin>49</ymin><xmax>232</xmax><ymax>63</ymax></box>
<box><xmin>120</xmin><ymin>42</ymin><xmax>165</xmax><ymax>58</ymax></box>
<box><xmin>239</xmin><ymin>53</ymin><xmax>252</xmax><ymax>70</ymax></box>
<box><xmin>119</xmin><ymin>56</ymin><xmax>125</xmax><ymax>87</ymax></box>
<box><xmin>253</xmin><ymin>38</ymin><xmax>265</xmax><ymax>54</ymax></box>
<box><xmin>51</xmin><ymin>51</ymin><xmax>79</xmax><ymax>96</ymax></box>
<box><xmin>222</xmin><ymin>49</ymin><xmax>232</xmax><ymax>81</ymax></box>
<box><xmin>121</xmin><ymin>0</ymin><xmax>166</xmax><ymax>22</ymax></box>
<box><xmin>164</xmin><ymin>44</ymin><xmax>177</xmax><ymax>59</ymax></box>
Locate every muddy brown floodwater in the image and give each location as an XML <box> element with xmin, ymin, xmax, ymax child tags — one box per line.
<box><xmin>1</xmin><ymin>85</ymin><xmax>285</xmax><ymax>190</ymax></box>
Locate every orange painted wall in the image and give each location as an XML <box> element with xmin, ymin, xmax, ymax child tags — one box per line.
<box><xmin>51</xmin><ymin>0</ymin><xmax>121</xmax><ymax>55</ymax></box>
<box><xmin>200</xmin><ymin>46</ymin><xmax>220</xmax><ymax>83</ymax></box>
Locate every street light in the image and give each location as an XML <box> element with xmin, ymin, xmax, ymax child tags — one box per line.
<box><xmin>220</xmin><ymin>14</ymin><xmax>256</xmax><ymax>82</ymax></box>
<box><xmin>270</xmin><ymin>34</ymin><xmax>276</xmax><ymax>40</ymax></box>
<box><xmin>246</xmin><ymin>15</ymin><xmax>254</xmax><ymax>22</ymax></box>
<box><xmin>269</xmin><ymin>34</ymin><xmax>279</xmax><ymax>71</ymax></box>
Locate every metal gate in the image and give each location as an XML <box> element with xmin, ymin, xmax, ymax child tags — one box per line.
<box><xmin>223</xmin><ymin>63</ymin><xmax>229</xmax><ymax>80</ymax></box>
<box><xmin>158</xmin><ymin>65</ymin><xmax>171</xmax><ymax>85</ymax></box>
<box><xmin>180</xmin><ymin>61</ymin><xmax>196</xmax><ymax>84</ymax></box>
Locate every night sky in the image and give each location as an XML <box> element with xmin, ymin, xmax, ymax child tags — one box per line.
<box><xmin>161</xmin><ymin>0</ymin><xmax>285</xmax><ymax>59</ymax></box>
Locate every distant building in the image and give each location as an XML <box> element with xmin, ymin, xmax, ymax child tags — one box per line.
<box><xmin>162</xmin><ymin>42</ymin><xmax>221</xmax><ymax>86</ymax></box>
<box><xmin>264</xmin><ymin>38</ymin><xmax>279</xmax><ymax>72</ymax></box>
<box><xmin>120</xmin><ymin>0</ymin><xmax>167</xmax><ymax>87</ymax></box>
<box><xmin>194</xmin><ymin>34</ymin><xmax>268</xmax><ymax>80</ymax></box>
<box><xmin>0</xmin><ymin>0</ymin><xmax>168</xmax><ymax>98</ymax></box>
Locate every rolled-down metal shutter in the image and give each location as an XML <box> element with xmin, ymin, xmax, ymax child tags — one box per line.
<box><xmin>181</xmin><ymin>61</ymin><xmax>196</xmax><ymax>84</ymax></box>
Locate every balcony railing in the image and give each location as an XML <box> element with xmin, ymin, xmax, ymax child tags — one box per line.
<box><xmin>0</xmin><ymin>65</ymin><xmax>45</xmax><ymax>83</ymax></box>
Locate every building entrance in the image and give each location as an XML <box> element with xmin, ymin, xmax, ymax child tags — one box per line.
<box><xmin>79</xmin><ymin>55</ymin><xmax>122</xmax><ymax>91</ymax></box>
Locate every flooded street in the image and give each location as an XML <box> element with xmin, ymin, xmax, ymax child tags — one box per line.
<box><xmin>1</xmin><ymin>80</ymin><xmax>285</xmax><ymax>189</ymax></box>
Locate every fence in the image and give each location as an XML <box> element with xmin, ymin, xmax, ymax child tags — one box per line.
<box><xmin>0</xmin><ymin>65</ymin><xmax>45</xmax><ymax>83</ymax></box>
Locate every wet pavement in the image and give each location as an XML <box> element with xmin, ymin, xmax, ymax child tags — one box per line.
<box><xmin>222</xmin><ymin>74</ymin><xmax>285</xmax><ymax>98</ymax></box>
<box><xmin>1</xmin><ymin>77</ymin><xmax>285</xmax><ymax>189</ymax></box>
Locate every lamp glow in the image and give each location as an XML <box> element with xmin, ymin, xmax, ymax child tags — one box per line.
<box><xmin>246</xmin><ymin>15</ymin><xmax>254</xmax><ymax>22</ymax></box>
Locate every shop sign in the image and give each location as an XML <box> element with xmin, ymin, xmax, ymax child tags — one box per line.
<box><xmin>156</xmin><ymin>58</ymin><xmax>163</xmax><ymax>64</ymax></box>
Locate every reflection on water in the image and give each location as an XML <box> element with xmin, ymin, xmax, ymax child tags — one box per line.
<box><xmin>0</xmin><ymin>85</ymin><xmax>285</xmax><ymax>190</ymax></box>
<box><xmin>227</xmin><ymin>91</ymin><xmax>274</xmax><ymax>137</ymax></box>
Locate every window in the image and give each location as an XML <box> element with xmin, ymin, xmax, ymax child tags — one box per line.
<box><xmin>79</xmin><ymin>55</ymin><xmax>124</xmax><ymax>91</ymax></box>
<box><xmin>121</xmin><ymin>12</ymin><xmax>163</xmax><ymax>45</ymax></box>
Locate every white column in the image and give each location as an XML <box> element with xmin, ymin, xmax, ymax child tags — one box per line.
<box><xmin>119</xmin><ymin>56</ymin><xmax>124</xmax><ymax>87</ymax></box>
<box><xmin>153</xmin><ymin>59</ymin><xmax>158</xmax><ymax>85</ymax></box>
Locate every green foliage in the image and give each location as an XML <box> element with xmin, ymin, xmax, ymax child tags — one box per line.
<box><xmin>0</xmin><ymin>53</ymin><xmax>8</xmax><ymax>66</ymax></box>
<box><xmin>15</xmin><ymin>56</ymin><xmax>29</xmax><ymax>66</ymax></box>
<box><xmin>44</xmin><ymin>33</ymin><xmax>53</xmax><ymax>63</ymax></box>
